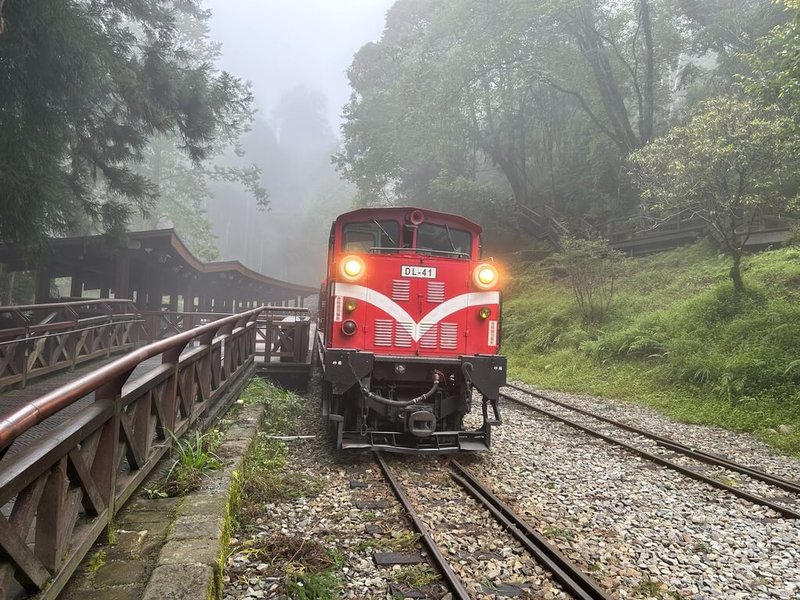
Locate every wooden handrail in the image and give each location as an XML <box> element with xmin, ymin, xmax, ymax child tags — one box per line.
<box><xmin>0</xmin><ymin>300</ymin><xmax>144</xmax><ymax>391</ymax></box>
<box><xmin>0</xmin><ymin>306</ymin><xmax>262</xmax><ymax>452</ymax></box>
<box><xmin>0</xmin><ymin>306</ymin><xmax>265</xmax><ymax>599</ymax></box>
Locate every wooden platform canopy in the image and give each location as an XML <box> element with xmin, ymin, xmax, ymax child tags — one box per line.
<box><xmin>0</xmin><ymin>229</ymin><xmax>317</xmax><ymax>310</ymax></box>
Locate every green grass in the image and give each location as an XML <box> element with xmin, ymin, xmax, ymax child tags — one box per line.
<box><xmin>235</xmin><ymin>379</ymin><xmax>323</xmax><ymax>523</ymax></box>
<box><xmin>633</xmin><ymin>577</ymin><xmax>681</xmax><ymax>599</ymax></box>
<box><xmin>147</xmin><ymin>429</ymin><xmax>224</xmax><ymax>498</ymax></box>
<box><xmin>86</xmin><ymin>549</ymin><xmax>106</xmax><ymax>575</ymax></box>
<box><xmin>393</xmin><ymin>564</ymin><xmax>439</xmax><ymax>588</ymax></box>
<box><xmin>504</xmin><ymin>241</ymin><xmax>800</xmax><ymax>456</ymax></box>
<box><xmin>229</xmin><ymin>379</ymin><xmax>340</xmax><ymax>597</ymax></box>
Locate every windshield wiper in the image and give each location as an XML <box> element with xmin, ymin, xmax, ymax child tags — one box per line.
<box><xmin>444</xmin><ymin>224</ymin><xmax>457</xmax><ymax>253</ymax></box>
<box><xmin>373</xmin><ymin>220</ymin><xmax>396</xmax><ymax>246</ymax></box>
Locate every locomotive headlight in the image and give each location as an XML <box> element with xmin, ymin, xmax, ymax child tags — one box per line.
<box><xmin>344</xmin><ymin>298</ymin><xmax>358</xmax><ymax>312</ymax></box>
<box><xmin>472</xmin><ymin>263</ymin><xmax>499</xmax><ymax>289</ymax></box>
<box><xmin>340</xmin><ymin>255</ymin><xmax>365</xmax><ymax>281</ymax></box>
<box><xmin>341</xmin><ymin>319</ymin><xmax>358</xmax><ymax>335</ymax></box>
<box><xmin>479</xmin><ymin>307</ymin><xmax>491</xmax><ymax>319</ymax></box>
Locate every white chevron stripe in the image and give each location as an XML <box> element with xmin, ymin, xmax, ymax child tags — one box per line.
<box><xmin>334</xmin><ymin>282</ymin><xmax>499</xmax><ymax>342</ymax></box>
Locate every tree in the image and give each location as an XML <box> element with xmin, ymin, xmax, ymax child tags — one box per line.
<box><xmin>629</xmin><ymin>96</ymin><xmax>799</xmax><ymax>293</ymax></box>
<box><xmin>744</xmin><ymin>1</ymin><xmax>800</xmax><ymax>119</ymax></box>
<box><xmin>0</xmin><ymin>0</ymin><xmax>256</xmax><ymax>254</ymax></box>
<box><xmin>130</xmin><ymin>9</ymin><xmax>267</xmax><ymax>261</ymax></box>
<box><xmin>336</xmin><ymin>0</ymin><xmax>689</xmax><ymax>240</ymax></box>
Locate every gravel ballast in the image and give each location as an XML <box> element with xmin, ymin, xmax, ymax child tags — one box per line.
<box><xmin>224</xmin><ymin>381</ymin><xmax>800</xmax><ymax>599</ymax></box>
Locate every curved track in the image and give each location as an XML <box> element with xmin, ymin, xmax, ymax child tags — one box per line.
<box><xmin>376</xmin><ymin>453</ymin><xmax>612</xmax><ymax>599</ymax></box>
<box><xmin>502</xmin><ymin>383</ymin><xmax>800</xmax><ymax>519</ymax></box>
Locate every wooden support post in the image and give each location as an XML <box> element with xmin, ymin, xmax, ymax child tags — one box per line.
<box><xmin>34</xmin><ymin>262</ymin><xmax>51</xmax><ymax>304</ymax></box>
<box><xmin>147</xmin><ymin>269</ymin><xmax>162</xmax><ymax>310</ymax></box>
<box><xmin>70</xmin><ymin>275</ymin><xmax>83</xmax><ymax>298</ymax></box>
<box><xmin>114</xmin><ymin>250</ymin><xmax>130</xmax><ymax>300</ymax></box>
<box><xmin>183</xmin><ymin>281</ymin><xmax>193</xmax><ymax>312</ymax></box>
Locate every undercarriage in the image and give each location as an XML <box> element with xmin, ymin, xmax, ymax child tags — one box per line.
<box><xmin>321</xmin><ymin>351</ymin><xmax>505</xmax><ymax>453</ymax></box>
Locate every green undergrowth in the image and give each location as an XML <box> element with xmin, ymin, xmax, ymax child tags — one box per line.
<box><xmin>504</xmin><ymin>241</ymin><xmax>800</xmax><ymax>456</ymax></box>
<box><xmin>235</xmin><ymin>378</ymin><xmax>323</xmax><ymax>525</ymax></box>
<box><xmin>147</xmin><ymin>428</ymin><xmax>224</xmax><ymax>498</ymax></box>
<box><xmin>235</xmin><ymin>534</ymin><xmax>344</xmax><ymax>599</ymax></box>
<box><xmin>229</xmin><ymin>379</ymin><xmax>337</xmax><ymax>597</ymax></box>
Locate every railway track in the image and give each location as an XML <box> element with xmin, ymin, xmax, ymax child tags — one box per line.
<box><xmin>502</xmin><ymin>383</ymin><xmax>800</xmax><ymax>519</ymax></box>
<box><xmin>375</xmin><ymin>453</ymin><xmax>612</xmax><ymax>600</ymax></box>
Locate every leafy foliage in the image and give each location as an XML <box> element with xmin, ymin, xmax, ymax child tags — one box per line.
<box><xmin>743</xmin><ymin>0</ymin><xmax>800</xmax><ymax>118</ymax></box>
<box><xmin>629</xmin><ymin>96</ymin><xmax>800</xmax><ymax>292</ymax></box>
<box><xmin>336</xmin><ymin>0</ymin><xmax>698</xmax><ymax>239</ymax></box>
<box><xmin>504</xmin><ymin>242</ymin><xmax>800</xmax><ymax>455</ymax></box>
<box><xmin>0</xmin><ymin>0</ymin><xmax>258</xmax><ymax>254</ymax></box>
<box><xmin>556</xmin><ymin>237</ymin><xmax>625</xmax><ymax>323</ymax></box>
<box><xmin>148</xmin><ymin>429</ymin><xmax>223</xmax><ymax>498</ymax></box>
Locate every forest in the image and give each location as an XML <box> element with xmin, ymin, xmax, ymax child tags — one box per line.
<box><xmin>1</xmin><ymin>0</ymin><xmax>799</xmax><ymax>284</ymax></box>
<box><xmin>336</xmin><ymin>0</ymin><xmax>800</xmax><ymax>261</ymax></box>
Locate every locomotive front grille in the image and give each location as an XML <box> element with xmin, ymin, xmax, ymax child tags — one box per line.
<box><xmin>374</xmin><ymin>319</ymin><xmax>393</xmax><ymax>347</ymax></box>
<box><xmin>440</xmin><ymin>322</ymin><xmax>458</xmax><ymax>350</ymax></box>
<box><xmin>395</xmin><ymin>322</ymin><xmax>413</xmax><ymax>348</ymax></box>
<box><xmin>419</xmin><ymin>323</ymin><xmax>438</xmax><ymax>349</ymax></box>
<box><xmin>427</xmin><ymin>281</ymin><xmax>445</xmax><ymax>303</ymax></box>
<box><xmin>392</xmin><ymin>279</ymin><xmax>410</xmax><ymax>301</ymax></box>
<box><xmin>372</xmin><ymin>319</ymin><xmax>460</xmax><ymax>351</ymax></box>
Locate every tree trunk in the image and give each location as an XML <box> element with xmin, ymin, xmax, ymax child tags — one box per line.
<box><xmin>574</xmin><ymin>5</ymin><xmax>640</xmax><ymax>153</ymax></box>
<box><xmin>730</xmin><ymin>253</ymin><xmax>744</xmax><ymax>294</ymax></box>
<box><xmin>639</xmin><ymin>0</ymin><xmax>655</xmax><ymax>145</ymax></box>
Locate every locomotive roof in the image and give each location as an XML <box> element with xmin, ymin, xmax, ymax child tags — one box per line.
<box><xmin>334</xmin><ymin>206</ymin><xmax>483</xmax><ymax>234</ymax></box>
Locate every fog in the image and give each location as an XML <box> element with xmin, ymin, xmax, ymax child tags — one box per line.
<box><xmin>207</xmin><ymin>0</ymin><xmax>394</xmax><ymax>129</ymax></box>
<box><xmin>202</xmin><ymin>0</ymin><xmax>394</xmax><ymax>286</ymax></box>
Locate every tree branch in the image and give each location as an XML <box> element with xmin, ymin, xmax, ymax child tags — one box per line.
<box><xmin>536</xmin><ymin>74</ymin><xmax>620</xmax><ymax>147</ymax></box>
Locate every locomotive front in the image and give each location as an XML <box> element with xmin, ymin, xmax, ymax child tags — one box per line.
<box><xmin>319</xmin><ymin>207</ymin><xmax>506</xmax><ymax>452</ymax></box>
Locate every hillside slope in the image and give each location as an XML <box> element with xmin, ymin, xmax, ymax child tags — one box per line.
<box><xmin>503</xmin><ymin>242</ymin><xmax>800</xmax><ymax>456</ymax></box>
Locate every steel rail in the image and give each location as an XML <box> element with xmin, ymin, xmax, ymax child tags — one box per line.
<box><xmin>449</xmin><ymin>461</ymin><xmax>612</xmax><ymax>600</ymax></box>
<box><xmin>501</xmin><ymin>390</ymin><xmax>800</xmax><ymax>519</ymax></box>
<box><xmin>506</xmin><ymin>383</ymin><xmax>800</xmax><ymax>495</ymax></box>
<box><xmin>374</xmin><ymin>453</ymin><xmax>471</xmax><ymax>600</ymax></box>
<box><xmin>0</xmin><ymin>306</ymin><xmax>263</xmax><ymax>452</ymax></box>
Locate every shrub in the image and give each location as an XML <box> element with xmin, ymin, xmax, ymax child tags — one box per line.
<box><xmin>556</xmin><ymin>237</ymin><xmax>625</xmax><ymax>324</ymax></box>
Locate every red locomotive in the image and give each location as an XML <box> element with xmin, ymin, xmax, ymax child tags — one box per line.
<box><xmin>318</xmin><ymin>207</ymin><xmax>505</xmax><ymax>452</ymax></box>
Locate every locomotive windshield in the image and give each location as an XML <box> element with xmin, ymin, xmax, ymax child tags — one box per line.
<box><xmin>341</xmin><ymin>218</ymin><xmax>473</xmax><ymax>258</ymax></box>
<box><xmin>416</xmin><ymin>223</ymin><xmax>471</xmax><ymax>258</ymax></box>
<box><xmin>343</xmin><ymin>220</ymin><xmax>400</xmax><ymax>252</ymax></box>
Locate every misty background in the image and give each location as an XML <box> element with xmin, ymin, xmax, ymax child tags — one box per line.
<box><xmin>200</xmin><ymin>0</ymin><xmax>395</xmax><ymax>285</ymax></box>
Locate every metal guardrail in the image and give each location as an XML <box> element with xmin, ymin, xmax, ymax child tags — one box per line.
<box><xmin>0</xmin><ymin>306</ymin><xmax>266</xmax><ymax>600</ymax></box>
<box><xmin>0</xmin><ymin>300</ymin><xmax>142</xmax><ymax>391</ymax></box>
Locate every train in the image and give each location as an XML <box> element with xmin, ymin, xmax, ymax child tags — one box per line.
<box><xmin>317</xmin><ymin>207</ymin><xmax>505</xmax><ymax>453</ymax></box>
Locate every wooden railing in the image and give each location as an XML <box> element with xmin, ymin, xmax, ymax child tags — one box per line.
<box><xmin>0</xmin><ymin>300</ymin><xmax>142</xmax><ymax>391</ymax></box>
<box><xmin>606</xmin><ymin>212</ymin><xmax>795</xmax><ymax>245</ymax></box>
<box><xmin>0</xmin><ymin>307</ymin><xmax>265</xmax><ymax>600</ymax></box>
<box><xmin>141</xmin><ymin>307</ymin><xmax>311</xmax><ymax>364</ymax></box>
<box><xmin>140</xmin><ymin>311</ymin><xmax>228</xmax><ymax>342</ymax></box>
<box><xmin>254</xmin><ymin>310</ymin><xmax>311</xmax><ymax>364</ymax></box>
